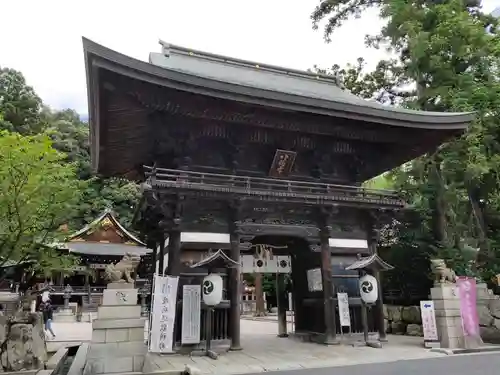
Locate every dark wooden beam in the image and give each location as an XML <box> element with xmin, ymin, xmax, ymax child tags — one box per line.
<box><xmin>364</xmin><ymin>210</ymin><xmax>387</xmax><ymax>342</ymax></box>
<box><xmin>317</xmin><ymin>207</ymin><xmax>339</xmax><ymax>345</ymax></box>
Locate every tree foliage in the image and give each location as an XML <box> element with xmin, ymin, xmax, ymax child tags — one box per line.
<box><xmin>0</xmin><ymin>131</ymin><xmax>83</xmax><ymax>273</ymax></box>
<box><xmin>0</xmin><ymin>67</ymin><xmax>43</xmax><ymax>135</ymax></box>
<box><xmin>0</xmin><ymin>67</ymin><xmax>141</xmax><ymax>277</ymax></box>
<box><xmin>312</xmin><ymin>0</ymin><xmax>500</xmax><ymax>289</ymax></box>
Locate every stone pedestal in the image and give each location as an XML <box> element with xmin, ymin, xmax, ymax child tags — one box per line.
<box><xmin>431</xmin><ymin>284</ymin><xmax>464</xmax><ymax>349</ymax></box>
<box><xmin>83</xmin><ymin>283</ymin><xmax>146</xmax><ymax>375</ymax></box>
<box><xmin>53</xmin><ymin>308</ymin><xmax>76</xmax><ymax>322</ymax></box>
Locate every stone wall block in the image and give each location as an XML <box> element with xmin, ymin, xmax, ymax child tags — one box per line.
<box><xmin>97</xmin><ymin>305</ymin><xmax>141</xmax><ymax>320</ymax></box>
<box><xmin>128</xmin><ymin>327</ymin><xmax>145</xmax><ymax>342</ymax></box>
<box><xmin>102</xmin><ymin>289</ymin><xmax>138</xmax><ymax>306</ymax></box>
<box><xmin>105</xmin><ymin>328</ymin><xmax>129</xmax><ymax>343</ymax></box>
<box><xmin>406</xmin><ymin>323</ymin><xmax>423</xmax><ymax>336</ymax></box>
<box><xmin>489</xmin><ymin>299</ymin><xmax>500</xmax><ymax>320</ymax></box>
<box><xmin>430</xmin><ymin>285</ymin><xmax>458</xmax><ymax>300</ymax></box>
<box><xmin>387</xmin><ymin>305</ymin><xmax>402</xmax><ymax>322</ymax></box>
<box><xmin>401</xmin><ymin>306</ymin><xmax>422</xmax><ymax>324</ymax></box>
<box><xmin>478</xmin><ymin>305</ymin><xmax>494</xmax><ymax>327</ymax></box>
<box><xmin>434</xmin><ymin>299</ymin><xmax>461</xmax><ymax>311</ymax></box>
<box><xmin>390</xmin><ymin>321</ymin><xmax>407</xmax><ymax>334</ymax></box>
<box><xmin>91</xmin><ymin>329</ymin><xmax>105</xmax><ymax>343</ymax></box>
<box><xmin>383</xmin><ymin>305</ymin><xmax>389</xmax><ymax>320</ymax></box>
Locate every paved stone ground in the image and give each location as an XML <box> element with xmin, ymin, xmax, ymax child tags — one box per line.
<box><xmin>148</xmin><ymin>320</ymin><xmax>446</xmax><ymax>375</ymax></box>
<box><xmin>47</xmin><ymin>319</ymin><xmax>448</xmax><ymax>375</ymax></box>
<box><xmin>46</xmin><ymin>322</ymin><xmax>92</xmax><ymax>352</ymax></box>
<box><xmin>250</xmin><ymin>351</ymin><xmax>500</xmax><ymax>375</ymax></box>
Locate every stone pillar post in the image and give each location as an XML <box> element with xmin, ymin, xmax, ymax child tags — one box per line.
<box><xmin>228</xmin><ymin>200</ymin><xmax>242</xmax><ymax>350</ymax></box>
<box><xmin>318</xmin><ymin>209</ymin><xmax>338</xmax><ymax>345</ymax></box>
<box><xmin>431</xmin><ymin>284</ymin><xmax>464</xmax><ymax>348</ymax></box>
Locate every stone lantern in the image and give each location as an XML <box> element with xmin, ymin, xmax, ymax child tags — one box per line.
<box><xmin>54</xmin><ymin>284</ymin><xmax>76</xmax><ymax>322</ymax></box>
<box><xmin>63</xmin><ymin>284</ymin><xmax>73</xmax><ymax>309</ymax></box>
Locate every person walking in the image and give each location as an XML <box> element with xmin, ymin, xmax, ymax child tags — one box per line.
<box><xmin>42</xmin><ymin>300</ymin><xmax>56</xmax><ymax>340</ymax></box>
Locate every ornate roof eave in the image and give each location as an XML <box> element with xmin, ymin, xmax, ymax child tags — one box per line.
<box><xmin>83</xmin><ymin>38</ymin><xmax>474</xmax><ymax>173</ymax></box>
<box><xmin>345</xmin><ymin>253</ymin><xmax>394</xmax><ymax>272</ymax></box>
<box><xmin>190</xmin><ymin>249</ymin><xmax>239</xmax><ymax>269</ymax></box>
<box><xmin>67</xmin><ymin>208</ymin><xmax>146</xmax><ymax>247</ymax></box>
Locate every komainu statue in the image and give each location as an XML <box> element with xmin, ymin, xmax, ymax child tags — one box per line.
<box><xmin>0</xmin><ymin>289</ymin><xmax>47</xmax><ymax>371</ymax></box>
<box><xmin>430</xmin><ymin>258</ymin><xmax>457</xmax><ymax>285</ymax></box>
<box><xmin>104</xmin><ymin>253</ymin><xmax>141</xmax><ymax>283</ymax></box>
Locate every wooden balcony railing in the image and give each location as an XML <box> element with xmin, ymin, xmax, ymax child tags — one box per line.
<box><xmin>49</xmin><ymin>285</ymin><xmax>106</xmax><ymax>294</ymax></box>
<box><xmin>144</xmin><ymin>166</ymin><xmax>404</xmax><ymax>208</ymax></box>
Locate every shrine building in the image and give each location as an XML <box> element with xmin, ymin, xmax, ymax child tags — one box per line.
<box><xmin>82</xmin><ymin>37</ymin><xmax>473</xmax><ymax>350</ymax></box>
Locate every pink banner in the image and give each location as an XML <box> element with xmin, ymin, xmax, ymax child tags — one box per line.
<box><xmin>457</xmin><ymin>276</ymin><xmax>479</xmax><ymax>337</ymax></box>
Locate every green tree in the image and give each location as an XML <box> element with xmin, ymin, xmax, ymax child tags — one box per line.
<box><xmin>43</xmin><ymin>107</ymin><xmax>91</xmax><ymax>179</ymax></box>
<box><xmin>71</xmin><ymin>178</ymin><xmax>141</xmax><ymax>230</ymax></box>
<box><xmin>310</xmin><ymin>0</ymin><xmax>500</xmax><ymax>282</ymax></box>
<box><xmin>0</xmin><ymin>131</ymin><xmax>84</xmax><ymax>273</ymax></box>
<box><xmin>0</xmin><ymin>67</ymin><xmax>141</xmax><ymax>234</ymax></box>
<box><xmin>0</xmin><ymin>67</ymin><xmax>44</xmax><ymax>135</ymax></box>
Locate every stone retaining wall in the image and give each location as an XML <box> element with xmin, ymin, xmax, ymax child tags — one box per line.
<box><xmin>476</xmin><ymin>283</ymin><xmax>500</xmax><ymax>343</ymax></box>
<box><xmin>383</xmin><ymin>305</ymin><xmax>423</xmax><ymax>337</ymax></box>
<box><xmin>384</xmin><ymin>284</ymin><xmax>500</xmax><ymax>342</ymax></box>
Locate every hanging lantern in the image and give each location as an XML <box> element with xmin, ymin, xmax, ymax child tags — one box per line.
<box><xmin>359</xmin><ymin>274</ymin><xmax>378</xmax><ymax>304</ymax></box>
<box><xmin>202</xmin><ymin>274</ymin><xmax>223</xmax><ymax>306</ymax></box>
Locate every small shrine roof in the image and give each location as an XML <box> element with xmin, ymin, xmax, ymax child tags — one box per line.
<box><xmin>62</xmin><ymin>209</ymin><xmax>150</xmax><ymax>256</ymax></box>
<box><xmin>345</xmin><ymin>253</ymin><xmax>394</xmax><ymax>272</ymax></box>
<box><xmin>190</xmin><ymin>249</ymin><xmax>239</xmax><ymax>270</ymax></box>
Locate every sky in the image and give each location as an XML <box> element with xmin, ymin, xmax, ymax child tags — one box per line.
<box><xmin>1</xmin><ymin>0</ymin><xmax>500</xmax><ymax>115</ymax></box>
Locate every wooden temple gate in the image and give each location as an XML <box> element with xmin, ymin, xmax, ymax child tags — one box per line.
<box><xmin>82</xmin><ymin>37</ymin><xmax>473</xmax><ymax>351</ymax></box>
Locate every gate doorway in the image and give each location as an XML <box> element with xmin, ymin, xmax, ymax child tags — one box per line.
<box><xmin>240</xmin><ymin>235</ymin><xmax>311</xmax><ymax>336</ymax></box>
<box><xmin>239</xmin><ymin>234</ymin><xmax>378</xmax><ymax>340</ymax></box>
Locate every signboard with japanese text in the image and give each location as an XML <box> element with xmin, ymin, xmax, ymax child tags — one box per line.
<box><xmin>337</xmin><ymin>292</ymin><xmax>351</xmax><ymax>327</ymax></box>
<box><xmin>181</xmin><ymin>285</ymin><xmax>201</xmax><ymax>345</ymax></box>
<box><xmin>457</xmin><ymin>277</ymin><xmax>480</xmax><ymax>338</ymax></box>
<box><xmin>420</xmin><ymin>300</ymin><xmax>439</xmax><ymax>346</ymax></box>
<box><xmin>148</xmin><ymin>274</ymin><xmax>179</xmax><ymax>353</ymax></box>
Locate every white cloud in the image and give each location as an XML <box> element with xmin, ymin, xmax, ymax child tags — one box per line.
<box><xmin>4</xmin><ymin>0</ymin><xmax>498</xmax><ymax>114</ymax></box>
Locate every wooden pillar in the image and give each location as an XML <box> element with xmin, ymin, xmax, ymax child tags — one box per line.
<box><xmin>318</xmin><ymin>209</ymin><xmax>338</xmax><ymax>345</ymax></box>
<box><xmin>166</xmin><ymin>231</ymin><xmax>181</xmax><ymax>277</ymax></box>
<box><xmin>365</xmin><ymin>211</ymin><xmax>387</xmax><ymax>342</ymax></box>
<box><xmin>228</xmin><ymin>201</ymin><xmax>242</xmax><ymax>351</ymax></box>
<box><xmin>276</xmin><ymin>273</ymin><xmax>288</xmax><ymax>338</ymax></box>
<box><xmin>158</xmin><ymin>234</ymin><xmax>165</xmax><ymax>276</ymax></box>
<box><xmin>147</xmin><ymin>237</ymin><xmax>157</xmax><ymax>281</ymax></box>
<box><xmin>165</xmin><ymin>199</ymin><xmax>182</xmax><ymax>277</ymax></box>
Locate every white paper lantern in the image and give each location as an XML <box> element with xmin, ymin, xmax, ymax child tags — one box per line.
<box><xmin>359</xmin><ymin>274</ymin><xmax>378</xmax><ymax>304</ymax></box>
<box><xmin>202</xmin><ymin>274</ymin><xmax>223</xmax><ymax>306</ymax></box>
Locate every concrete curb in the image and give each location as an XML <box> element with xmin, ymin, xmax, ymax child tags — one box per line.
<box><xmin>431</xmin><ymin>345</ymin><xmax>500</xmax><ymax>355</ymax></box>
